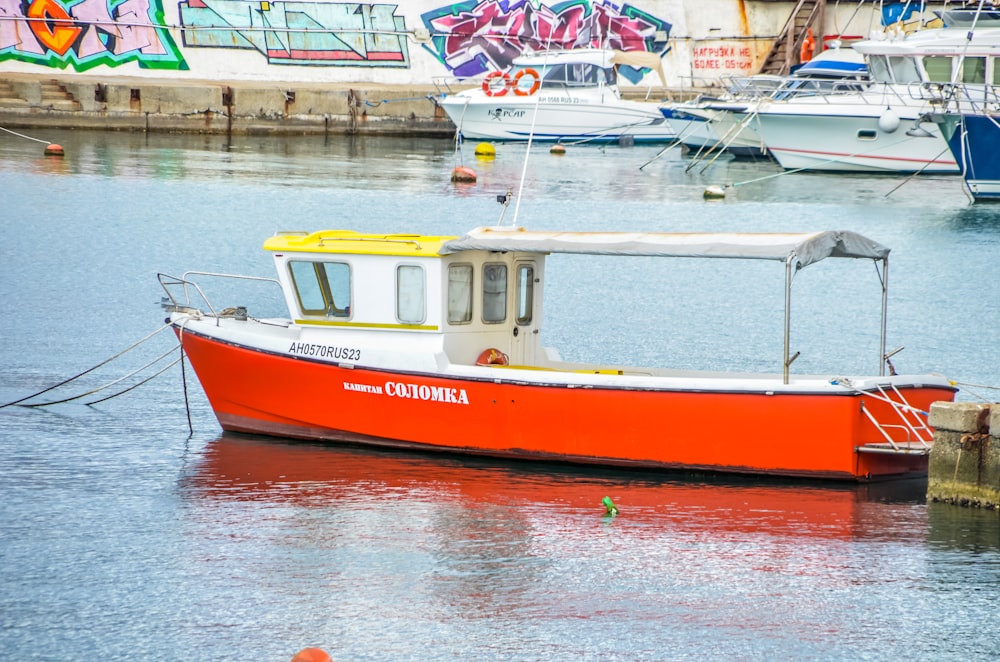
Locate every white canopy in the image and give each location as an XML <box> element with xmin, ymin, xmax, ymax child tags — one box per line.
<box><xmin>441</xmin><ymin>228</ymin><xmax>889</xmax><ymax>269</ymax></box>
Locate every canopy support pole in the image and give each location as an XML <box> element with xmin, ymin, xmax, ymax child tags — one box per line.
<box><xmin>783</xmin><ymin>255</ymin><xmax>794</xmax><ymax>384</ymax></box>
<box><xmin>880</xmin><ymin>256</ymin><xmax>889</xmax><ymax>377</ymax></box>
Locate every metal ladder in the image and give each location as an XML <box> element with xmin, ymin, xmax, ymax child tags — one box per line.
<box><xmin>856</xmin><ymin>384</ymin><xmax>934</xmax><ymax>455</ymax></box>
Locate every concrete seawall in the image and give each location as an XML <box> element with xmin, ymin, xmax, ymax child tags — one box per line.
<box><xmin>927</xmin><ymin>402</ymin><xmax>1000</xmax><ymax>509</ymax></box>
<box><xmin>0</xmin><ymin>73</ymin><xmax>456</xmax><ymax>137</ymax></box>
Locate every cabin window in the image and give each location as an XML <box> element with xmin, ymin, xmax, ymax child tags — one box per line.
<box><xmin>888</xmin><ymin>56</ymin><xmax>920</xmax><ymax>84</ymax></box>
<box><xmin>447</xmin><ymin>264</ymin><xmax>474</xmax><ymax>324</ymax></box>
<box><xmin>867</xmin><ymin>56</ymin><xmax>891</xmax><ymax>84</ymax></box>
<box><xmin>961</xmin><ymin>57</ymin><xmax>987</xmax><ymax>84</ymax></box>
<box><xmin>922</xmin><ymin>56</ymin><xmax>952</xmax><ymax>83</ymax></box>
<box><xmin>543</xmin><ymin>63</ymin><xmax>614</xmax><ymax>87</ymax></box>
<box><xmin>288</xmin><ymin>260</ymin><xmax>351</xmax><ymax>317</ymax></box>
<box><xmin>482</xmin><ymin>263</ymin><xmax>507</xmax><ymax>323</ymax></box>
<box><xmin>993</xmin><ymin>57</ymin><xmax>1000</xmax><ymax>85</ymax></box>
<box><xmin>396</xmin><ymin>264</ymin><xmax>425</xmax><ymax>324</ymax></box>
<box><xmin>515</xmin><ymin>263</ymin><xmax>534</xmax><ymax>325</ymax></box>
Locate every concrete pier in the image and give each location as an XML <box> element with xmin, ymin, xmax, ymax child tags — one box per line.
<box><xmin>0</xmin><ymin>73</ymin><xmax>457</xmax><ymax>137</ymax></box>
<box><xmin>927</xmin><ymin>402</ymin><xmax>1000</xmax><ymax>509</ymax></box>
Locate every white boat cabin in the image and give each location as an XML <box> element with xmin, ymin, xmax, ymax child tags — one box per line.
<box><xmin>855</xmin><ymin>16</ymin><xmax>1000</xmax><ymax>87</ymax></box>
<box><xmin>265</xmin><ymin>229</ymin><xmax>547</xmax><ymax>369</ymax></box>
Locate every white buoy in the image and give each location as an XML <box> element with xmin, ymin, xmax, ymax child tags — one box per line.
<box><xmin>703</xmin><ymin>185</ymin><xmax>727</xmax><ymax>200</ymax></box>
<box><xmin>878</xmin><ymin>109</ymin><xmax>900</xmax><ymax>133</ymax></box>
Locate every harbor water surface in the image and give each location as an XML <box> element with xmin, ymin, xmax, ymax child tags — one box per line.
<box><xmin>2</xmin><ymin>131</ymin><xmax>1000</xmax><ymax>660</ymax></box>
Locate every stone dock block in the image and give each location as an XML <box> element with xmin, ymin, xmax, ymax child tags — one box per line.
<box><xmin>927</xmin><ymin>401</ymin><xmax>1000</xmax><ymax>510</ymax></box>
<box><xmin>928</xmin><ymin>401</ymin><xmax>991</xmax><ymax>433</ymax></box>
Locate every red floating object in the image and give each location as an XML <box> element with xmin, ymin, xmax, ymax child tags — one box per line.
<box><xmin>291</xmin><ymin>648</ymin><xmax>331</xmax><ymax>662</ymax></box>
<box><xmin>44</xmin><ymin>143</ymin><xmax>65</xmax><ymax>157</ymax></box>
<box><xmin>450</xmin><ymin>165</ymin><xmax>477</xmax><ymax>183</ymax></box>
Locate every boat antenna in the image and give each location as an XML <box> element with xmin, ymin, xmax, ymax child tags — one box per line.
<box><xmin>509</xmin><ymin>40</ymin><xmax>554</xmax><ymax>228</ymax></box>
<box><xmin>496</xmin><ymin>188</ymin><xmax>513</xmax><ymax>225</ymax></box>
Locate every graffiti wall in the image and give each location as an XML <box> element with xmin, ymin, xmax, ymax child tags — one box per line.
<box><xmin>0</xmin><ymin>0</ymin><xmax>892</xmax><ymax>87</ymax></box>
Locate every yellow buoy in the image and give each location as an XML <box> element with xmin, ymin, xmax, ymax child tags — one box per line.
<box><xmin>550</xmin><ymin>143</ymin><xmax>566</xmax><ymax>155</ymax></box>
<box><xmin>44</xmin><ymin>143</ymin><xmax>65</xmax><ymax>157</ymax></box>
<box><xmin>451</xmin><ymin>165</ymin><xmax>477</xmax><ymax>183</ymax></box>
<box><xmin>474</xmin><ymin>142</ymin><xmax>496</xmax><ymax>157</ymax></box>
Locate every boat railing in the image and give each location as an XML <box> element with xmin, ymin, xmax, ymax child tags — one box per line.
<box><xmin>721</xmin><ymin>74</ymin><xmax>871</xmax><ymax>102</ymax></box>
<box><xmin>158</xmin><ymin>272</ymin><xmax>284</xmax><ymax>326</ymax></box>
<box><xmin>921</xmin><ymin>81</ymin><xmax>1000</xmax><ymax>113</ymax></box>
<box><xmin>432</xmin><ymin>76</ymin><xmax>475</xmax><ymax>97</ymax></box>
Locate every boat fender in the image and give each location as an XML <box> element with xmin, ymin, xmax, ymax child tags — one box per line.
<box><xmin>513</xmin><ymin>68</ymin><xmax>541</xmax><ymax>96</ymax></box>
<box><xmin>878</xmin><ymin>108</ymin><xmax>900</xmax><ymax>133</ymax></box>
<box><xmin>800</xmin><ymin>28</ymin><xmax>815</xmax><ymax>63</ymax></box>
<box><xmin>476</xmin><ymin>348</ymin><xmax>509</xmax><ymax>366</ymax></box>
<box><xmin>482</xmin><ymin>71</ymin><xmax>511</xmax><ymax>97</ymax></box>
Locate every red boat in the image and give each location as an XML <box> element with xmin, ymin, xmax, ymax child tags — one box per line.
<box><xmin>161</xmin><ymin>227</ymin><xmax>956</xmax><ymax>481</ymax></box>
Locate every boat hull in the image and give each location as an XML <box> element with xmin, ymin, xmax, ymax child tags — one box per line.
<box><xmin>177</xmin><ymin>327</ymin><xmax>953</xmax><ymax>481</ymax></box>
<box><xmin>750</xmin><ymin>105</ymin><xmax>958</xmax><ymax>173</ymax></box>
<box><xmin>439</xmin><ymin>92</ymin><xmax>674</xmax><ymax>142</ymax></box>
<box><xmin>660</xmin><ymin>104</ymin><xmax>769</xmax><ymax>157</ymax></box>
<box><xmin>940</xmin><ymin>113</ymin><xmax>1000</xmax><ymax>200</ymax></box>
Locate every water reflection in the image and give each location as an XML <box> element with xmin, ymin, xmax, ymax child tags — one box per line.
<box><xmin>927</xmin><ymin>501</ymin><xmax>1000</xmax><ymax>553</ymax></box>
<box><xmin>181</xmin><ymin>434</ymin><xmax>932</xmax><ymax>544</ymax></box>
<box><xmin>945</xmin><ymin>203</ymin><xmax>1000</xmax><ymax>233</ymax></box>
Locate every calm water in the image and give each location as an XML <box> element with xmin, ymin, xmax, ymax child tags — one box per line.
<box><xmin>2</xmin><ymin>129</ymin><xmax>1000</xmax><ymax>660</ymax></box>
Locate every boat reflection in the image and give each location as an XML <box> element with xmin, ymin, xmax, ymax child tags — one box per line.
<box><xmin>180</xmin><ymin>434</ymin><xmax>931</xmax><ymax>543</ymax></box>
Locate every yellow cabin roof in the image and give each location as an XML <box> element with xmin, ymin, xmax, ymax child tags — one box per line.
<box><xmin>264</xmin><ymin>230</ymin><xmax>459</xmax><ymax>257</ymax></box>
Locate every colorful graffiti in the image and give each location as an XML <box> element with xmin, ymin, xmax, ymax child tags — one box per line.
<box><xmin>421</xmin><ymin>0</ymin><xmax>671</xmax><ymax>82</ymax></box>
<box><xmin>0</xmin><ymin>0</ymin><xmax>186</xmax><ymax>70</ymax></box>
<box><xmin>178</xmin><ymin>1</ymin><xmax>410</xmax><ymax>67</ymax></box>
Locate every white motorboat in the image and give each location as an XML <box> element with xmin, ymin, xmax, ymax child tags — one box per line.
<box><xmin>435</xmin><ymin>49</ymin><xmax>675</xmax><ymax>143</ymax></box>
<box><xmin>741</xmin><ymin>14</ymin><xmax>1000</xmax><ymax>173</ymax></box>
<box><xmin>660</xmin><ymin>47</ymin><xmax>868</xmax><ymax>159</ymax></box>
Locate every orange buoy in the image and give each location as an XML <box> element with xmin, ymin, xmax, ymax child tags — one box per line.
<box><xmin>44</xmin><ymin>143</ymin><xmax>65</xmax><ymax>156</ymax></box>
<box><xmin>800</xmin><ymin>28</ymin><xmax>815</xmax><ymax>63</ymax></box>
<box><xmin>481</xmin><ymin>71</ymin><xmax>510</xmax><ymax>97</ymax></box>
<box><xmin>550</xmin><ymin>143</ymin><xmax>566</xmax><ymax>155</ymax></box>
<box><xmin>451</xmin><ymin>165</ymin><xmax>477</xmax><ymax>183</ymax></box>
<box><xmin>475</xmin><ymin>347</ymin><xmax>509</xmax><ymax>366</ymax></box>
<box><xmin>291</xmin><ymin>648</ymin><xmax>332</xmax><ymax>662</ymax></box>
<box><xmin>512</xmin><ymin>68</ymin><xmax>541</xmax><ymax>96</ymax></box>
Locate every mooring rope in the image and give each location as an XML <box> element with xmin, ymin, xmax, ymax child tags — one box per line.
<box><xmin>21</xmin><ymin>346</ymin><xmax>180</xmax><ymax>408</ymax></box>
<box><xmin>0</xmin><ymin>125</ymin><xmax>51</xmax><ymax>144</ymax></box>
<box><xmin>948</xmin><ymin>380</ymin><xmax>1000</xmax><ymax>403</ymax></box>
<box><xmin>0</xmin><ymin>323</ymin><xmax>173</xmax><ymax>409</ymax></box>
<box><xmin>83</xmin><ymin>357</ymin><xmax>182</xmax><ymax>406</ymax></box>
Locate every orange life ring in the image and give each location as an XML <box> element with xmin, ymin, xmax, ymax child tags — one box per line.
<box><xmin>476</xmin><ymin>348</ymin><xmax>509</xmax><ymax>366</ymax></box>
<box><xmin>512</xmin><ymin>68</ymin><xmax>541</xmax><ymax>96</ymax></box>
<box><xmin>482</xmin><ymin>71</ymin><xmax>510</xmax><ymax>97</ymax></box>
<box><xmin>800</xmin><ymin>28</ymin><xmax>815</xmax><ymax>63</ymax></box>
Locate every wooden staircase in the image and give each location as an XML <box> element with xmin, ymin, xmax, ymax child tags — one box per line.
<box><xmin>759</xmin><ymin>0</ymin><xmax>826</xmax><ymax>76</ymax></box>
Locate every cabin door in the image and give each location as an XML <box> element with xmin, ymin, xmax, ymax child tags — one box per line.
<box><xmin>510</xmin><ymin>259</ymin><xmax>538</xmax><ymax>365</ymax></box>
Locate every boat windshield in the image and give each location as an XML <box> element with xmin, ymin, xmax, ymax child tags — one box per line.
<box><xmin>529</xmin><ymin>62</ymin><xmax>616</xmax><ymax>87</ymax></box>
<box><xmin>866</xmin><ymin>55</ymin><xmax>922</xmax><ymax>84</ymax></box>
